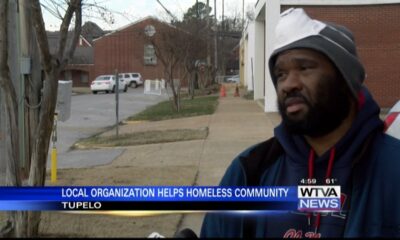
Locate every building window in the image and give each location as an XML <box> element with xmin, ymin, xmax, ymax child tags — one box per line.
<box><xmin>144</xmin><ymin>44</ymin><xmax>157</xmax><ymax>65</ymax></box>
<box><xmin>81</xmin><ymin>73</ymin><xmax>88</xmax><ymax>83</ymax></box>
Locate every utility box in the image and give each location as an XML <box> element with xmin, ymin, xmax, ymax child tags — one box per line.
<box><xmin>56</xmin><ymin>80</ymin><xmax>72</xmax><ymax>122</ymax></box>
<box><xmin>20</xmin><ymin>57</ymin><xmax>31</xmax><ymax>75</ymax></box>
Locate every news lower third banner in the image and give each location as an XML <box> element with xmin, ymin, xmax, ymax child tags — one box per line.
<box><xmin>0</xmin><ymin>186</ymin><xmax>341</xmax><ymax>212</ymax></box>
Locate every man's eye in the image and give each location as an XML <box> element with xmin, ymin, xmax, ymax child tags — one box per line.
<box><xmin>300</xmin><ymin>65</ymin><xmax>313</xmax><ymax>71</ymax></box>
<box><xmin>276</xmin><ymin>72</ymin><xmax>286</xmax><ymax>81</ymax></box>
<box><xmin>300</xmin><ymin>66</ymin><xmax>308</xmax><ymax>71</ymax></box>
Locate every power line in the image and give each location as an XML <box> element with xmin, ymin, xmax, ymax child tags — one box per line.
<box><xmin>156</xmin><ymin>0</ymin><xmax>178</xmax><ymax>22</ymax></box>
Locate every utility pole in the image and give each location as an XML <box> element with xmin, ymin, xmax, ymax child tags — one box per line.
<box><xmin>14</xmin><ymin>0</ymin><xmax>25</xmax><ymax>175</ymax></box>
<box><xmin>206</xmin><ymin>0</ymin><xmax>211</xmax><ymax>84</ymax></box>
<box><xmin>222</xmin><ymin>0</ymin><xmax>224</xmax><ymax>31</ymax></box>
<box><xmin>16</xmin><ymin>0</ymin><xmax>25</xmax><ymax>175</ymax></box>
<box><xmin>5</xmin><ymin>0</ymin><xmax>22</xmax><ymax>188</ymax></box>
<box><xmin>115</xmin><ymin>69</ymin><xmax>119</xmax><ymax>137</ymax></box>
<box><xmin>221</xmin><ymin>0</ymin><xmax>225</xmax><ymax>76</ymax></box>
<box><xmin>196</xmin><ymin>0</ymin><xmax>199</xmax><ymax>18</ymax></box>
<box><xmin>156</xmin><ymin>0</ymin><xmax>178</xmax><ymax>22</ymax></box>
<box><xmin>214</xmin><ymin>0</ymin><xmax>218</xmax><ymax>78</ymax></box>
<box><xmin>18</xmin><ymin>0</ymin><xmax>31</xmax><ymax>178</ymax></box>
<box><xmin>242</xmin><ymin>0</ymin><xmax>245</xmax><ymax>29</ymax></box>
<box><xmin>9</xmin><ymin>0</ymin><xmax>25</xmax><ymax>182</ymax></box>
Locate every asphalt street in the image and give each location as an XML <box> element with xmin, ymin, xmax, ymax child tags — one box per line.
<box><xmin>0</xmin><ymin>86</ymin><xmax>167</xmax><ymax>184</ymax></box>
<box><xmin>49</xmin><ymin>87</ymin><xmax>167</xmax><ymax>169</ymax></box>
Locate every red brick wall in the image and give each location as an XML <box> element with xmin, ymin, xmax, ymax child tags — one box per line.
<box><xmin>93</xmin><ymin>18</ymin><xmax>187</xmax><ymax>86</ymax></box>
<box><xmin>282</xmin><ymin>4</ymin><xmax>400</xmax><ymax>107</ymax></box>
<box><xmin>62</xmin><ymin>64</ymin><xmax>94</xmax><ymax>87</ymax></box>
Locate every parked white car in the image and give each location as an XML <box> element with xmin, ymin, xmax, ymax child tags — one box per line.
<box><xmin>118</xmin><ymin>72</ymin><xmax>143</xmax><ymax>88</ymax></box>
<box><xmin>384</xmin><ymin>100</ymin><xmax>400</xmax><ymax>139</ymax></box>
<box><xmin>226</xmin><ymin>75</ymin><xmax>240</xmax><ymax>83</ymax></box>
<box><xmin>90</xmin><ymin>75</ymin><xmax>127</xmax><ymax>94</ymax></box>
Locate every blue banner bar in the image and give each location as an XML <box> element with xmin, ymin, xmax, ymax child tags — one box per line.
<box><xmin>0</xmin><ymin>201</ymin><xmax>60</xmax><ymax>211</ymax></box>
<box><xmin>0</xmin><ymin>186</ymin><xmax>297</xmax><ymax>202</ymax></box>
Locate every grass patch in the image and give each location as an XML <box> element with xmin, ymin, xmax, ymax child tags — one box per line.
<box><xmin>74</xmin><ymin>128</ymin><xmax>208</xmax><ymax>148</ymax></box>
<box><xmin>127</xmin><ymin>96</ymin><xmax>219</xmax><ymax>121</ymax></box>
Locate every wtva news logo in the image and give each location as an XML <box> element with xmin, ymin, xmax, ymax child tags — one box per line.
<box><xmin>297</xmin><ymin>186</ymin><xmax>341</xmax><ymax>212</ymax></box>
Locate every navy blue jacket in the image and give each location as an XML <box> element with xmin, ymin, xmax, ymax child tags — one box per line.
<box><xmin>201</xmin><ymin>88</ymin><xmax>400</xmax><ymax>237</ymax></box>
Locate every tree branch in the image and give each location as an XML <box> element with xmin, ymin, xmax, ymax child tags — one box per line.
<box><xmin>62</xmin><ymin>0</ymin><xmax>82</xmax><ymax>68</ymax></box>
<box><xmin>57</xmin><ymin>0</ymin><xmax>79</xmax><ymax>62</ymax></box>
<box><xmin>40</xmin><ymin>0</ymin><xmax>64</xmax><ymax>20</ymax></box>
<box><xmin>61</xmin><ymin>0</ymin><xmax>82</xmax><ymax>68</ymax></box>
<box><xmin>0</xmin><ymin>1</ymin><xmax>7</xmax><ymax>70</ymax></box>
<box><xmin>31</xmin><ymin>0</ymin><xmax>52</xmax><ymax>73</ymax></box>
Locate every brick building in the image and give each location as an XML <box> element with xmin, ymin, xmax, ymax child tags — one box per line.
<box><xmin>92</xmin><ymin>17</ymin><xmax>187</xmax><ymax>85</ymax></box>
<box><xmin>62</xmin><ymin>36</ymin><xmax>94</xmax><ymax>87</ymax></box>
<box><xmin>242</xmin><ymin>0</ymin><xmax>400</xmax><ymax>110</ymax></box>
<box><xmin>49</xmin><ymin>22</ymin><xmax>107</xmax><ymax>87</ymax></box>
<box><xmin>48</xmin><ymin>32</ymin><xmax>94</xmax><ymax>87</ymax></box>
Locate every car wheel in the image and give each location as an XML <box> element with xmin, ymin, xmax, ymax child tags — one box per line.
<box><xmin>105</xmin><ymin>90</ymin><xmax>109</xmax><ymax>94</ymax></box>
<box><xmin>130</xmin><ymin>82</ymin><xmax>137</xmax><ymax>88</ymax></box>
<box><xmin>124</xmin><ymin>85</ymin><xmax>128</xmax><ymax>92</ymax></box>
<box><xmin>92</xmin><ymin>91</ymin><xmax>97</xmax><ymax>94</ymax></box>
<box><xmin>111</xmin><ymin>86</ymin><xmax>115</xmax><ymax>93</ymax></box>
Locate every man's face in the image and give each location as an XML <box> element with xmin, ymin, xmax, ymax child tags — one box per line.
<box><xmin>274</xmin><ymin>49</ymin><xmax>352</xmax><ymax>137</ymax></box>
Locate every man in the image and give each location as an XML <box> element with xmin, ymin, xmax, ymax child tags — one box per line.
<box><xmin>200</xmin><ymin>8</ymin><xmax>400</xmax><ymax>238</ymax></box>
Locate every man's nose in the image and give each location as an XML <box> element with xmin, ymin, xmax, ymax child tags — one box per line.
<box><xmin>279</xmin><ymin>71</ymin><xmax>302</xmax><ymax>93</ymax></box>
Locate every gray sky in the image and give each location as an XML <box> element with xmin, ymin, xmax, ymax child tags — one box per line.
<box><xmin>43</xmin><ymin>0</ymin><xmax>257</xmax><ymax>31</ymax></box>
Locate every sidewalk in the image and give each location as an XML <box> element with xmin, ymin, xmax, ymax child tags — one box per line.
<box><xmin>178</xmin><ymin>95</ymin><xmax>280</xmax><ymax>236</ymax></box>
<box><xmin>39</xmin><ymin>94</ymin><xmax>281</xmax><ymax>238</ymax></box>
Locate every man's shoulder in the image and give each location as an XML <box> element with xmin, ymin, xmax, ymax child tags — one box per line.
<box><xmin>371</xmin><ymin>133</ymin><xmax>400</xmax><ymax>169</ymax></box>
<box><xmin>375</xmin><ymin>133</ymin><xmax>400</xmax><ymax>157</ymax></box>
<box><xmin>221</xmin><ymin>140</ymin><xmax>272</xmax><ymax>183</ymax></box>
<box><xmin>221</xmin><ymin>137</ymin><xmax>283</xmax><ymax>186</ymax></box>
<box><xmin>235</xmin><ymin>137</ymin><xmax>278</xmax><ymax>158</ymax></box>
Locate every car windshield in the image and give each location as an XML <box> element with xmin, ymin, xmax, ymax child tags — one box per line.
<box><xmin>96</xmin><ymin>76</ymin><xmax>110</xmax><ymax>81</ymax></box>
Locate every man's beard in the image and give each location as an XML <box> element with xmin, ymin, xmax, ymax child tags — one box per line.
<box><xmin>278</xmin><ymin>75</ymin><xmax>352</xmax><ymax>138</ymax></box>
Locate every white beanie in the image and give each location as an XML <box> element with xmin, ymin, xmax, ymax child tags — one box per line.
<box><xmin>268</xmin><ymin>8</ymin><xmax>365</xmax><ymax>98</ymax></box>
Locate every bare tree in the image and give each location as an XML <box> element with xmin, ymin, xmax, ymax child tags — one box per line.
<box><xmin>175</xmin><ymin>20</ymin><xmax>207</xmax><ymax>99</ymax></box>
<box><xmin>0</xmin><ymin>0</ymin><xmax>82</xmax><ymax>237</ymax></box>
<box><xmin>178</xmin><ymin>1</ymin><xmax>213</xmax><ymax>97</ymax></box>
<box><xmin>140</xmin><ymin>22</ymin><xmax>194</xmax><ymax>112</ymax></box>
<box><xmin>215</xmin><ymin>13</ymin><xmax>243</xmax><ymax>76</ymax></box>
<box><xmin>1</xmin><ymin>1</ymin><xmax>26</xmax><ymax>237</ymax></box>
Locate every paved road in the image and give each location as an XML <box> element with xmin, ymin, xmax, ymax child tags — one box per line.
<box><xmin>47</xmin><ymin>87</ymin><xmax>168</xmax><ymax>169</ymax></box>
<box><xmin>0</xmin><ymin>87</ymin><xmax>167</xmax><ymax>184</ymax></box>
